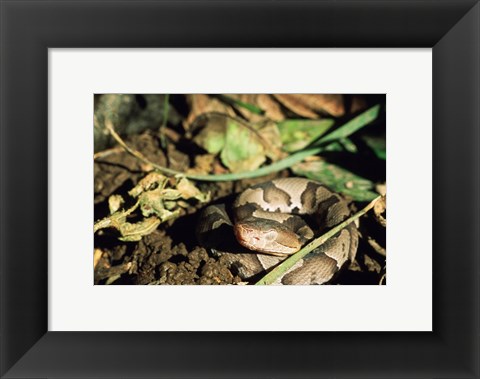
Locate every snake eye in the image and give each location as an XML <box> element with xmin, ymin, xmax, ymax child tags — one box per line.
<box><xmin>264</xmin><ymin>230</ymin><xmax>277</xmax><ymax>241</ymax></box>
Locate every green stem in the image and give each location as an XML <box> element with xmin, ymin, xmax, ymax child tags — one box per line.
<box><xmin>185</xmin><ymin>147</ymin><xmax>323</xmax><ymax>181</ymax></box>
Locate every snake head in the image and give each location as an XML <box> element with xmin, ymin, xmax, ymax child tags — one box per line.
<box><xmin>233</xmin><ymin>218</ymin><xmax>301</xmax><ymax>255</ymax></box>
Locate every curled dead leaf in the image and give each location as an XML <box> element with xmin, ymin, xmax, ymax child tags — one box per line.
<box><xmin>226</xmin><ymin>94</ymin><xmax>285</xmax><ymax>122</ymax></box>
<box><xmin>118</xmin><ymin>217</ymin><xmax>162</xmax><ymax>242</ymax></box>
<box><xmin>184</xmin><ymin>94</ymin><xmax>236</xmax><ymax>131</ymax></box>
<box><xmin>257</xmin><ymin>94</ymin><xmax>285</xmax><ymax>121</ymax></box>
<box><xmin>367</xmin><ymin>237</ymin><xmax>387</xmax><ymax>257</ymax></box>
<box><xmin>95</xmin><ymin>173</ymin><xmax>209</xmax><ymax>241</ymax></box>
<box><xmin>273</xmin><ymin>94</ymin><xmax>345</xmax><ymax>118</ymax></box>
<box><xmin>176</xmin><ymin>177</ymin><xmax>210</xmax><ymax>202</ymax></box>
<box><xmin>108</xmin><ymin>194</ymin><xmax>124</xmax><ymax>214</ymax></box>
<box><xmin>129</xmin><ymin>172</ymin><xmax>168</xmax><ymax>197</ymax></box>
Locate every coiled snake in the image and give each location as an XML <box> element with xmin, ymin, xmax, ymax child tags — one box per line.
<box><xmin>196</xmin><ymin>177</ymin><xmax>358</xmax><ymax>284</ymax></box>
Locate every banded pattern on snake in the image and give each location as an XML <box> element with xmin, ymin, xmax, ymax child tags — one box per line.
<box><xmin>196</xmin><ymin>177</ymin><xmax>358</xmax><ymax>284</ymax></box>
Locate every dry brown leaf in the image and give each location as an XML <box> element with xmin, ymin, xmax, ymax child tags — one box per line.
<box><xmin>363</xmin><ymin>254</ymin><xmax>382</xmax><ymax>273</ymax></box>
<box><xmin>187</xmin><ymin>154</ymin><xmax>215</xmax><ymax>175</ymax></box>
<box><xmin>226</xmin><ymin>94</ymin><xmax>285</xmax><ymax>122</ymax></box>
<box><xmin>227</xmin><ymin>94</ymin><xmax>261</xmax><ymax>122</ymax></box>
<box><xmin>183</xmin><ymin>94</ymin><xmax>236</xmax><ymax>131</ymax></box>
<box><xmin>255</xmin><ymin>120</ymin><xmax>284</xmax><ymax>161</ymax></box>
<box><xmin>273</xmin><ymin>94</ymin><xmax>319</xmax><ymax>118</ymax></box>
<box><xmin>224</xmin><ymin>94</ymin><xmax>261</xmax><ymax>124</ymax></box>
<box><xmin>367</xmin><ymin>237</ymin><xmax>387</xmax><ymax>257</ymax></box>
<box><xmin>257</xmin><ymin>94</ymin><xmax>285</xmax><ymax>121</ymax></box>
<box><xmin>273</xmin><ymin>94</ymin><xmax>345</xmax><ymax>118</ymax></box>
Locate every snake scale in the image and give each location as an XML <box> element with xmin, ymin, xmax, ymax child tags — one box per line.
<box><xmin>196</xmin><ymin>177</ymin><xmax>358</xmax><ymax>284</ymax></box>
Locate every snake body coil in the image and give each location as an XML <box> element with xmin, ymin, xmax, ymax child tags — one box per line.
<box><xmin>196</xmin><ymin>177</ymin><xmax>358</xmax><ymax>284</ymax></box>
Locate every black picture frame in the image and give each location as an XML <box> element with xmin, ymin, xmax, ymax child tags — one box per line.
<box><xmin>1</xmin><ymin>0</ymin><xmax>479</xmax><ymax>378</ymax></box>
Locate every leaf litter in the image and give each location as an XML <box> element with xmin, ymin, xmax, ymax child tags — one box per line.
<box><xmin>94</xmin><ymin>94</ymin><xmax>386</xmax><ymax>285</ymax></box>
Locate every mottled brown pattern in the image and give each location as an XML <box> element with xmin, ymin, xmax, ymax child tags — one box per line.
<box><xmin>300</xmin><ymin>181</ymin><xmax>326</xmax><ymax>211</ymax></box>
<box><xmin>197</xmin><ymin>177</ymin><xmax>358</xmax><ymax>284</ymax></box>
<box><xmin>313</xmin><ymin>195</ymin><xmax>342</xmax><ymax>231</ymax></box>
<box><xmin>261</xmin><ymin>181</ymin><xmax>293</xmax><ymax>207</ymax></box>
<box><xmin>282</xmin><ymin>254</ymin><xmax>338</xmax><ymax>285</ymax></box>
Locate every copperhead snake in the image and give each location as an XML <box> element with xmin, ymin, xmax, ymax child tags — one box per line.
<box><xmin>196</xmin><ymin>177</ymin><xmax>358</xmax><ymax>284</ymax></box>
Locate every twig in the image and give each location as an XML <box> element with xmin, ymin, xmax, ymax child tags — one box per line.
<box><xmin>93</xmin><ymin>146</ymin><xmax>124</xmax><ymax>160</ymax></box>
<box><xmin>104</xmin><ymin>119</ymin><xmax>179</xmax><ymax>176</ymax></box>
<box><xmin>255</xmin><ymin>196</ymin><xmax>381</xmax><ymax>285</ymax></box>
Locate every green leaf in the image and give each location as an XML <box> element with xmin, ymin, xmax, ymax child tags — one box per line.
<box><xmin>220</xmin><ymin>120</ymin><xmax>266</xmax><ymax>172</ymax></box>
<box><xmin>322</xmin><ymin>138</ymin><xmax>358</xmax><ymax>153</ymax></box>
<box><xmin>200</xmin><ymin>128</ymin><xmax>226</xmax><ymax>155</ymax></box>
<box><xmin>338</xmin><ymin>138</ymin><xmax>358</xmax><ymax>153</ymax></box>
<box><xmin>314</xmin><ymin>104</ymin><xmax>381</xmax><ymax>147</ymax></box>
<box><xmin>362</xmin><ymin>135</ymin><xmax>386</xmax><ymax>160</ymax></box>
<box><xmin>292</xmin><ymin>160</ymin><xmax>378</xmax><ymax>201</ymax></box>
<box><xmin>193</xmin><ymin>115</ymin><xmax>270</xmax><ymax>173</ymax></box>
<box><xmin>277</xmin><ymin>119</ymin><xmax>334</xmax><ymax>152</ymax></box>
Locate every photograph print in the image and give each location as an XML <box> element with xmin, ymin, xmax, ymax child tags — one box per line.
<box><xmin>94</xmin><ymin>94</ymin><xmax>386</xmax><ymax>285</ymax></box>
